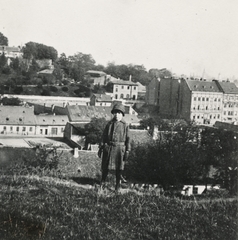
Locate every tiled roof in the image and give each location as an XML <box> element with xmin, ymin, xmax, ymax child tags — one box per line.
<box><xmin>110</xmin><ymin>79</ymin><xmax>138</xmax><ymax>86</ymax></box>
<box><xmin>93</xmin><ymin>94</ymin><xmax>112</xmax><ymax>102</ymax></box>
<box><xmin>67</xmin><ymin>105</ymin><xmax>112</xmax><ymax>122</ymax></box>
<box><xmin>0</xmin><ymin>106</ymin><xmax>36</xmax><ymax>125</ymax></box>
<box><xmin>216</xmin><ymin>81</ymin><xmax>238</xmax><ymax>94</ymax></box>
<box><xmin>186</xmin><ymin>80</ymin><xmax>220</xmax><ymax>92</ymax></box>
<box><xmin>35</xmin><ymin>115</ymin><xmax>68</xmax><ymax>125</ymax></box>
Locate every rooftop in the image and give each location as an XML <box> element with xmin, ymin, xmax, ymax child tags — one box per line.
<box><xmin>186</xmin><ymin>80</ymin><xmax>220</xmax><ymax>92</ymax></box>
<box><xmin>0</xmin><ymin>106</ymin><xmax>36</xmax><ymax>125</ymax></box>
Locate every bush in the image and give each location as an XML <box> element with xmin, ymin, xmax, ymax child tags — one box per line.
<box><xmin>13</xmin><ymin>86</ymin><xmax>23</xmax><ymax>94</ymax></box>
<box><xmin>41</xmin><ymin>88</ymin><xmax>51</xmax><ymax>96</ymax></box>
<box><xmin>50</xmin><ymin>85</ymin><xmax>58</xmax><ymax>92</ymax></box>
<box><xmin>61</xmin><ymin>86</ymin><xmax>68</xmax><ymax>92</ymax></box>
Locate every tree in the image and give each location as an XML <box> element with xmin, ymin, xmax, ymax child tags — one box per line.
<box><xmin>82</xmin><ymin>118</ymin><xmax>107</xmax><ymax>146</ymax></box>
<box><xmin>22</xmin><ymin>42</ymin><xmax>58</xmax><ymax>61</ymax></box>
<box><xmin>0</xmin><ymin>32</ymin><xmax>8</xmax><ymax>45</ymax></box>
<box><xmin>68</xmin><ymin>52</ymin><xmax>96</xmax><ymax>82</ymax></box>
<box><xmin>0</xmin><ymin>53</ymin><xmax>7</xmax><ymax>70</ymax></box>
<box><xmin>0</xmin><ymin>97</ymin><xmax>21</xmax><ymax>106</ymax></box>
<box><xmin>149</xmin><ymin>68</ymin><xmax>172</xmax><ymax>79</ymax></box>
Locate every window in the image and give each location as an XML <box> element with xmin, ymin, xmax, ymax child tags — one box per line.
<box><xmin>115</xmin><ymin>94</ymin><xmax>118</xmax><ymax>99</ymax></box>
<box><xmin>3</xmin><ymin>126</ymin><xmax>6</xmax><ymax>130</ymax></box>
<box><xmin>206</xmin><ymin>98</ymin><xmax>209</xmax><ymax>101</ymax></box>
<box><xmin>61</xmin><ymin>128</ymin><xmax>64</xmax><ymax>133</ymax></box>
<box><xmin>120</xmin><ymin>94</ymin><xmax>124</xmax><ymax>99</ymax></box>
<box><xmin>121</xmin><ymin>86</ymin><xmax>124</xmax><ymax>89</ymax></box>
<box><xmin>198</xmin><ymin>97</ymin><xmax>201</xmax><ymax>101</ymax></box>
<box><xmin>22</xmin><ymin>127</ymin><xmax>26</xmax><ymax>131</ymax></box>
<box><xmin>202</xmin><ymin>97</ymin><xmax>205</xmax><ymax>101</ymax></box>
<box><xmin>134</xmin><ymin>86</ymin><xmax>136</xmax><ymax>90</ymax></box>
<box><xmin>126</xmin><ymin>94</ymin><xmax>130</xmax><ymax>99</ymax></box>
<box><xmin>127</xmin><ymin>86</ymin><xmax>130</xmax><ymax>90</ymax></box>
<box><xmin>16</xmin><ymin>127</ymin><xmax>19</xmax><ymax>132</ymax></box>
<box><xmin>10</xmin><ymin>126</ymin><xmax>13</xmax><ymax>131</ymax></box>
<box><xmin>224</xmin><ymin>111</ymin><xmax>226</xmax><ymax>115</ymax></box>
<box><xmin>51</xmin><ymin>128</ymin><xmax>58</xmax><ymax>135</ymax></box>
<box><xmin>218</xmin><ymin>114</ymin><xmax>220</xmax><ymax>119</ymax></box>
<box><xmin>40</xmin><ymin>129</ymin><xmax>43</xmax><ymax>134</ymax></box>
<box><xmin>29</xmin><ymin>127</ymin><xmax>33</xmax><ymax>132</ymax></box>
<box><xmin>115</xmin><ymin>88</ymin><xmax>118</xmax><ymax>92</ymax></box>
<box><xmin>194</xmin><ymin>97</ymin><xmax>196</xmax><ymax>101</ymax></box>
<box><xmin>206</xmin><ymin>106</ymin><xmax>208</xmax><ymax>110</ymax></box>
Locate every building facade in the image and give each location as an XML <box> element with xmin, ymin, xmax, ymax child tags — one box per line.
<box><xmin>145</xmin><ymin>78</ymin><xmax>160</xmax><ymax>105</ymax></box>
<box><xmin>111</xmin><ymin>79</ymin><xmax>138</xmax><ymax>100</ymax></box>
<box><xmin>159</xmin><ymin>78</ymin><xmax>238</xmax><ymax>126</ymax></box>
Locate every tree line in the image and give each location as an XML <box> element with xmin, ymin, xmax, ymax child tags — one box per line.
<box><xmin>0</xmin><ymin>32</ymin><xmax>172</xmax><ymax>92</ymax></box>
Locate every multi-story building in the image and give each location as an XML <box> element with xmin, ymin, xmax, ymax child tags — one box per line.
<box><xmin>159</xmin><ymin>78</ymin><xmax>236</xmax><ymax>126</ymax></box>
<box><xmin>111</xmin><ymin>79</ymin><xmax>138</xmax><ymax>100</ymax></box>
<box><xmin>145</xmin><ymin>78</ymin><xmax>160</xmax><ymax>105</ymax></box>
<box><xmin>213</xmin><ymin>80</ymin><xmax>238</xmax><ymax>123</ymax></box>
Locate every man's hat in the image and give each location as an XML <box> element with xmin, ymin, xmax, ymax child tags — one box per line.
<box><xmin>111</xmin><ymin>103</ymin><xmax>125</xmax><ymax>116</ymax></box>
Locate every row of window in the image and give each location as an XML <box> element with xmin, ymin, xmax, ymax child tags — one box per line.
<box><xmin>1</xmin><ymin>126</ymin><xmax>64</xmax><ymax>134</ymax></box>
<box><xmin>192</xmin><ymin>114</ymin><xmax>220</xmax><ymax>120</ymax></box>
<box><xmin>224</xmin><ymin>103</ymin><xmax>238</xmax><ymax>108</ymax></box>
<box><xmin>193</xmin><ymin>97</ymin><xmax>221</xmax><ymax>102</ymax></box>
<box><xmin>115</xmin><ymin>86</ymin><xmax>137</xmax><ymax>91</ymax></box>
<box><xmin>192</xmin><ymin>106</ymin><xmax>220</xmax><ymax>110</ymax></box>
<box><xmin>114</xmin><ymin>94</ymin><xmax>136</xmax><ymax>100</ymax></box>
<box><xmin>224</xmin><ymin>111</ymin><xmax>237</xmax><ymax>116</ymax></box>
<box><xmin>3</xmin><ymin>126</ymin><xmax>33</xmax><ymax>132</ymax></box>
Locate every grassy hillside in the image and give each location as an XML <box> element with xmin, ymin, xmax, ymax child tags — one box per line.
<box><xmin>0</xmin><ymin>174</ymin><xmax>237</xmax><ymax>240</ymax></box>
<box><xmin>0</xmin><ymin>147</ymin><xmax>237</xmax><ymax>239</ymax></box>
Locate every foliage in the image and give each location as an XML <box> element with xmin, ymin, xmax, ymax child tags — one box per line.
<box><xmin>0</xmin><ymin>97</ymin><xmax>21</xmax><ymax>106</ymax></box>
<box><xmin>61</xmin><ymin>86</ymin><xmax>68</xmax><ymax>92</ymax></box>
<box><xmin>200</xmin><ymin>128</ymin><xmax>238</xmax><ymax>194</ymax></box>
<box><xmin>50</xmin><ymin>85</ymin><xmax>58</xmax><ymax>92</ymax></box>
<box><xmin>13</xmin><ymin>86</ymin><xmax>23</xmax><ymax>94</ymax></box>
<box><xmin>22</xmin><ymin>42</ymin><xmax>58</xmax><ymax>61</ymax></box>
<box><xmin>0</xmin><ymin>53</ymin><xmax>7</xmax><ymax>70</ymax></box>
<box><xmin>149</xmin><ymin>68</ymin><xmax>172</xmax><ymax>79</ymax></box>
<box><xmin>73</xmin><ymin>84</ymin><xmax>91</xmax><ymax>97</ymax></box>
<box><xmin>0</xmin><ymin>32</ymin><xmax>8</xmax><ymax>45</ymax></box>
<box><xmin>79</xmin><ymin>117</ymin><xmax>108</xmax><ymax>146</ymax></box>
<box><xmin>0</xmin><ymin>175</ymin><xmax>237</xmax><ymax>240</ymax></box>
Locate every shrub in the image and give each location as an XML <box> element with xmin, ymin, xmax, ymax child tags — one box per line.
<box><xmin>50</xmin><ymin>85</ymin><xmax>58</xmax><ymax>92</ymax></box>
<box><xmin>61</xmin><ymin>86</ymin><xmax>68</xmax><ymax>92</ymax></box>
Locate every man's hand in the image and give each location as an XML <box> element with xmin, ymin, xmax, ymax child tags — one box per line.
<box><xmin>123</xmin><ymin>151</ymin><xmax>129</xmax><ymax>161</ymax></box>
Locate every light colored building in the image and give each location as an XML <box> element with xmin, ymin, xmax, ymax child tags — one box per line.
<box><xmin>0</xmin><ymin>105</ymin><xmax>36</xmax><ymax>135</ymax></box>
<box><xmin>214</xmin><ymin>80</ymin><xmax>238</xmax><ymax>123</ymax></box>
<box><xmin>90</xmin><ymin>94</ymin><xmax>112</xmax><ymax>107</ymax></box>
<box><xmin>35</xmin><ymin>114</ymin><xmax>68</xmax><ymax>137</ymax></box>
<box><xmin>0</xmin><ymin>105</ymin><xmax>68</xmax><ymax>137</ymax></box>
<box><xmin>159</xmin><ymin>78</ymin><xmax>226</xmax><ymax>126</ymax></box>
<box><xmin>111</xmin><ymin>79</ymin><xmax>138</xmax><ymax>100</ymax></box>
<box><xmin>0</xmin><ymin>46</ymin><xmax>23</xmax><ymax>58</ymax></box>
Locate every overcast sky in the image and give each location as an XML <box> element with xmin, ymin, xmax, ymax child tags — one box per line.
<box><xmin>0</xmin><ymin>0</ymin><xmax>237</xmax><ymax>80</ymax></box>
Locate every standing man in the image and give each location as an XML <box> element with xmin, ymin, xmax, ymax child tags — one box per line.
<box><xmin>98</xmin><ymin>103</ymin><xmax>130</xmax><ymax>191</ymax></box>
